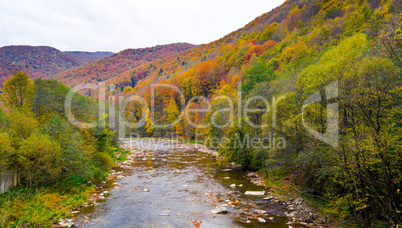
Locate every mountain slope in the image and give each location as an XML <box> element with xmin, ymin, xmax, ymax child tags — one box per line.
<box><xmin>64</xmin><ymin>51</ymin><xmax>114</xmax><ymax>64</ymax></box>
<box><xmin>110</xmin><ymin>0</ymin><xmax>394</xmax><ymax>95</ymax></box>
<box><xmin>107</xmin><ymin>0</ymin><xmax>402</xmax><ymax>226</ymax></box>
<box><xmin>0</xmin><ymin>45</ymin><xmax>81</xmax><ymax>86</ymax></box>
<box><xmin>51</xmin><ymin>43</ymin><xmax>197</xmax><ymax>87</ymax></box>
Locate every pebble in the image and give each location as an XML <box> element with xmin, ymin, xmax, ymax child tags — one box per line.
<box><xmin>258</xmin><ymin>217</ymin><xmax>267</xmax><ymax>223</ymax></box>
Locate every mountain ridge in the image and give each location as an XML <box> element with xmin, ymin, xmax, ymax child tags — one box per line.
<box><xmin>0</xmin><ymin>45</ymin><xmax>81</xmax><ymax>86</ymax></box>
<box><xmin>64</xmin><ymin>51</ymin><xmax>114</xmax><ymax>64</ymax></box>
<box><xmin>50</xmin><ymin>42</ymin><xmax>197</xmax><ymax>87</ymax></box>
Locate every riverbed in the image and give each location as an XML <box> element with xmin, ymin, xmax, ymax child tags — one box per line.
<box><xmin>75</xmin><ymin>139</ymin><xmax>309</xmax><ymax>228</ymax></box>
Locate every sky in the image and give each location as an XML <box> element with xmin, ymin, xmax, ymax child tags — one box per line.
<box><xmin>0</xmin><ymin>0</ymin><xmax>285</xmax><ymax>53</ymax></box>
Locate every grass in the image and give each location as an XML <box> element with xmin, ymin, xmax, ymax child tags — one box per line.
<box><xmin>0</xmin><ymin>185</ymin><xmax>95</xmax><ymax>228</ymax></box>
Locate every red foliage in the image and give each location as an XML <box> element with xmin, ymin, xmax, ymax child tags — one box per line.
<box><xmin>0</xmin><ymin>46</ymin><xmax>81</xmax><ymax>86</ymax></box>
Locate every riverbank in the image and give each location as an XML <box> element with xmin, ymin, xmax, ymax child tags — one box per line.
<box><xmin>0</xmin><ymin>185</ymin><xmax>95</xmax><ymax>227</ymax></box>
<box><xmin>0</xmin><ymin>148</ymin><xmax>130</xmax><ymax>228</ymax></box>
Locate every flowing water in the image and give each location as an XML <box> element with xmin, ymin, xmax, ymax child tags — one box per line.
<box><xmin>78</xmin><ymin>139</ymin><xmax>306</xmax><ymax>228</ymax></box>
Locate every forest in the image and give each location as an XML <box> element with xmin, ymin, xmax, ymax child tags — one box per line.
<box><xmin>0</xmin><ymin>72</ymin><xmax>127</xmax><ymax>226</ymax></box>
<box><xmin>111</xmin><ymin>0</ymin><xmax>401</xmax><ymax>226</ymax></box>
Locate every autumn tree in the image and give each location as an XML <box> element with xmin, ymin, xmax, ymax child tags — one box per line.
<box><xmin>164</xmin><ymin>97</ymin><xmax>179</xmax><ymax>131</ymax></box>
<box><xmin>0</xmin><ymin>133</ymin><xmax>14</xmax><ymax>172</ymax></box>
<box><xmin>1</xmin><ymin>71</ymin><xmax>35</xmax><ymax>110</ymax></box>
<box><xmin>17</xmin><ymin>132</ymin><xmax>62</xmax><ymax>193</ymax></box>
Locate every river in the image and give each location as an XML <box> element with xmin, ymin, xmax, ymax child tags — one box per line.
<box><xmin>75</xmin><ymin>139</ymin><xmax>308</xmax><ymax>228</ymax></box>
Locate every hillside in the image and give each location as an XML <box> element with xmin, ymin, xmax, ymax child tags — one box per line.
<box><xmin>51</xmin><ymin>43</ymin><xmax>197</xmax><ymax>87</ymax></box>
<box><xmin>64</xmin><ymin>51</ymin><xmax>114</xmax><ymax>64</ymax></box>
<box><xmin>0</xmin><ymin>45</ymin><xmax>81</xmax><ymax>86</ymax></box>
<box><xmin>108</xmin><ymin>0</ymin><xmax>402</xmax><ymax>226</ymax></box>
<box><xmin>108</xmin><ymin>0</ymin><xmax>401</xmax><ymax>94</ymax></box>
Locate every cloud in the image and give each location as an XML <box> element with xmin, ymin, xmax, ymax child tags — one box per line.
<box><xmin>0</xmin><ymin>0</ymin><xmax>284</xmax><ymax>52</ymax></box>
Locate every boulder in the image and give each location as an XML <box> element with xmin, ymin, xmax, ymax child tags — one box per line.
<box><xmin>211</xmin><ymin>206</ymin><xmax>228</xmax><ymax>214</ymax></box>
<box><xmin>244</xmin><ymin>191</ymin><xmax>265</xmax><ymax>196</ymax></box>
<box><xmin>263</xmin><ymin>196</ymin><xmax>274</xmax><ymax>201</ymax></box>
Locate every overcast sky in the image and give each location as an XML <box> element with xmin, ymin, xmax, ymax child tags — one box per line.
<box><xmin>0</xmin><ymin>0</ymin><xmax>284</xmax><ymax>52</ymax></box>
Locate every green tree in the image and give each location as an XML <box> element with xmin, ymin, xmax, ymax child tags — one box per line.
<box><xmin>32</xmin><ymin>79</ymin><xmax>70</xmax><ymax>117</ymax></box>
<box><xmin>41</xmin><ymin>114</ymin><xmax>91</xmax><ymax>181</ymax></box>
<box><xmin>242</xmin><ymin>60</ymin><xmax>273</xmax><ymax>95</ymax></box>
<box><xmin>0</xmin><ymin>133</ymin><xmax>14</xmax><ymax>172</ymax></box>
<box><xmin>1</xmin><ymin>72</ymin><xmax>35</xmax><ymax>110</ymax></box>
<box><xmin>17</xmin><ymin>132</ymin><xmax>61</xmax><ymax>192</ymax></box>
<box><xmin>219</xmin><ymin>119</ymin><xmax>252</xmax><ymax>167</ymax></box>
<box><xmin>8</xmin><ymin>110</ymin><xmax>39</xmax><ymax>144</ymax></box>
<box><xmin>259</xmin><ymin>22</ymin><xmax>278</xmax><ymax>41</ymax></box>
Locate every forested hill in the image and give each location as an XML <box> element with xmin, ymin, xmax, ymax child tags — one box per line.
<box><xmin>64</xmin><ymin>51</ymin><xmax>114</xmax><ymax>64</ymax></box>
<box><xmin>107</xmin><ymin>0</ymin><xmax>402</xmax><ymax>226</ymax></box>
<box><xmin>104</xmin><ymin>0</ymin><xmax>401</xmax><ymax>94</ymax></box>
<box><xmin>50</xmin><ymin>43</ymin><xmax>197</xmax><ymax>87</ymax></box>
<box><xmin>0</xmin><ymin>45</ymin><xmax>82</xmax><ymax>86</ymax></box>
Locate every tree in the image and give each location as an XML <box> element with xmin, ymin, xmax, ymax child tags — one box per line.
<box><xmin>0</xmin><ymin>133</ymin><xmax>14</xmax><ymax>172</ymax></box>
<box><xmin>32</xmin><ymin>79</ymin><xmax>70</xmax><ymax>117</ymax></box>
<box><xmin>377</xmin><ymin>14</ymin><xmax>402</xmax><ymax>68</ymax></box>
<box><xmin>41</xmin><ymin>114</ymin><xmax>91</xmax><ymax>180</ymax></box>
<box><xmin>259</xmin><ymin>22</ymin><xmax>279</xmax><ymax>41</ymax></box>
<box><xmin>144</xmin><ymin>108</ymin><xmax>154</xmax><ymax>136</ymax></box>
<box><xmin>17</xmin><ymin>132</ymin><xmax>61</xmax><ymax>192</ymax></box>
<box><xmin>8</xmin><ymin>110</ymin><xmax>39</xmax><ymax>144</ymax></box>
<box><xmin>242</xmin><ymin>60</ymin><xmax>273</xmax><ymax>95</ymax></box>
<box><xmin>1</xmin><ymin>72</ymin><xmax>35</xmax><ymax>110</ymax></box>
<box><xmin>164</xmin><ymin>98</ymin><xmax>179</xmax><ymax>131</ymax></box>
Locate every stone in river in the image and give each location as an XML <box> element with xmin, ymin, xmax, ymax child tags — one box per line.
<box><xmin>244</xmin><ymin>190</ymin><xmax>265</xmax><ymax>196</ymax></box>
<box><xmin>230</xmin><ymin>184</ymin><xmax>236</xmax><ymax>188</ymax></box>
<box><xmin>210</xmin><ymin>206</ymin><xmax>228</xmax><ymax>214</ymax></box>
<box><xmin>253</xmin><ymin>209</ymin><xmax>267</xmax><ymax>214</ymax></box>
<box><xmin>144</xmin><ymin>188</ymin><xmax>149</xmax><ymax>192</ymax></box>
<box><xmin>258</xmin><ymin>217</ymin><xmax>267</xmax><ymax>223</ymax></box>
<box><xmin>263</xmin><ymin>196</ymin><xmax>274</xmax><ymax>201</ymax></box>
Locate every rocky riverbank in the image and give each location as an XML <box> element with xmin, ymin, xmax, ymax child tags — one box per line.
<box><xmin>239</xmin><ymin>172</ymin><xmax>327</xmax><ymax>227</ymax></box>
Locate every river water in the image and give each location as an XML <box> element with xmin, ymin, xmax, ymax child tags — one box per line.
<box><xmin>78</xmin><ymin>139</ymin><xmax>306</xmax><ymax>228</ymax></box>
